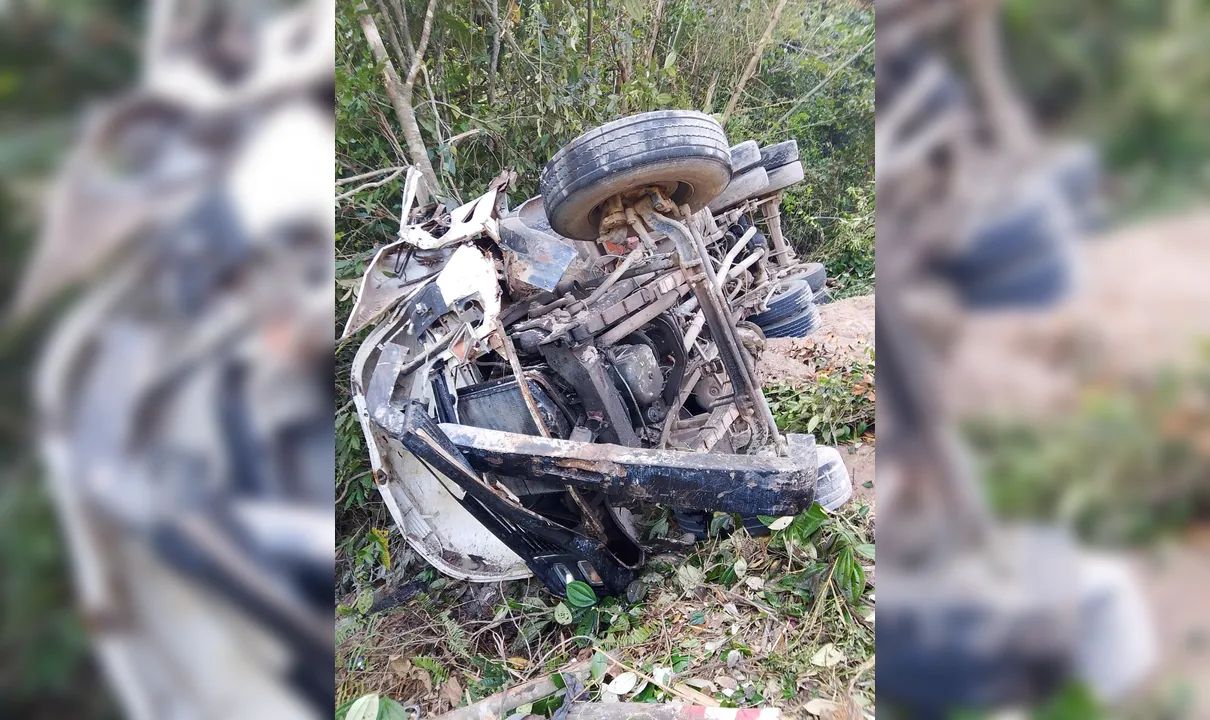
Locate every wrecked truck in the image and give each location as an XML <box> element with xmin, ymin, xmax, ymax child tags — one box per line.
<box><xmin>346</xmin><ymin>110</ymin><xmax>851</xmax><ymax>598</ymax></box>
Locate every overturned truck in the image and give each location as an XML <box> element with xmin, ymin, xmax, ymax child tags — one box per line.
<box><xmin>347</xmin><ymin>111</ymin><xmax>850</xmax><ymax>598</ymax></box>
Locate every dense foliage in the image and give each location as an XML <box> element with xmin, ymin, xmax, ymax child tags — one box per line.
<box><xmin>1003</xmin><ymin>0</ymin><xmax>1210</xmax><ymax>214</ymax></box>
<box><xmin>335</xmin><ymin>0</ymin><xmax>874</xmax><ymax>273</ymax></box>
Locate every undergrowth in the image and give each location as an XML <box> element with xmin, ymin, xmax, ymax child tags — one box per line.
<box><xmin>335</xmin><ymin>351</ymin><xmax>878</xmax><ymax>717</ymax></box>
<box><xmin>336</xmin><ymin>501</ymin><xmax>875</xmax><ymax>718</ymax></box>
<box><xmin>766</xmin><ymin>349</ymin><xmax>876</xmax><ymax>446</ymax></box>
<box><xmin>968</xmin><ymin>350</ymin><xmax>1210</xmax><ymax>546</ymax></box>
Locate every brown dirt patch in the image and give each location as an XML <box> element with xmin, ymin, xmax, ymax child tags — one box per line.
<box><xmin>759</xmin><ymin>294</ymin><xmax>875</xmax><ymax>387</ymax></box>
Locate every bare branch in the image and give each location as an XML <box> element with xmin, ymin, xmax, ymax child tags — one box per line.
<box><xmin>336</xmin><ymin>167</ymin><xmax>408</xmax><ymax>203</ymax></box>
<box><xmin>373</xmin><ymin>0</ymin><xmax>409</xmax><ymax>69</ymax></box>
<box><xmin>356</xmin><ymin>0</ymin><xmax>441</xmax><ymax>192</ymax></box>
<box><xmin>388</xmin><ymin>0</ymin><xmax>416</xmax><ymax>59</ymax></box>
<box><xmin>406</xmin><ymin>0</ymin><xmax>439</xmax><ymax>88</ymax></box>
<box><xmin>336</xmin><ymin>165</ymin><xmax>410</xmax><ymax>187</ymax></box>
<box><xmin>487</xmin><ymin>0</ymin><xmax>503</xmax><ymax>100</ymax></box>
<box><xmin>644</xmin><ymin>0</ymin><xmax>665</xmax><ymax>67</ymax></box>
<box><xmin>722</xmin><ymin>0</ymin><xmax>790</xmax><ymax>125</ymax></box>
<box><xmin>776</xmin><ymin>37</ymin><xmax>873</xmax><ymax>124</ymax></box>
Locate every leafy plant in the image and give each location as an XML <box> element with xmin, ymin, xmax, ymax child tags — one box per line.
<box><xmin>766</xmin><ymin>351</ymin><xmax>875</xmax><ymax>445</ymax></box>
<box><xmin>969</xmin><ymin>354</ymin><xmax>1210</xmax><ymax>545</ymax></box>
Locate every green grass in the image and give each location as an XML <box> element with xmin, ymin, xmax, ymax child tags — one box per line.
<box><xmin>766</xmin><ymin>349</ymin><xmax>876</xmax><ymax>446</ymax></box>
<box><xmin>335</xmin><ymin>500</ymin><xmax>875</xmax><ymax>717</ymax></box>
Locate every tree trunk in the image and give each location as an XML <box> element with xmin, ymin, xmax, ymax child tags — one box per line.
<box><xmin>645</xmin><ymin>0</ymin><xmax>665</xmax><ymax>67</ymax></box>
<box><xmin>721</xmin><ymin>0</ymin><xmax>789</xmax><ymax>124</ymax></box>
<box><xmin>356</xmin><ymin>0</ymin><xmax>441</xmax><ymax>194</ymax></box>
<box><xmin>487</xmin><ymin>0</ymin><xmax>502</xmax><ymax>100</ymax></box>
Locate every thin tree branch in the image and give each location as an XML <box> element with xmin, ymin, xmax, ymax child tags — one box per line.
<box><xmin>406</xmin><ymin>0</ymin><xmax>439</xmax><ymax>87</ymax></box>
<box><xmin>722</xmin><ymin>0</ymin><xmax>790</xmax><ymax>125</ymax></box>
<box><xmin>356</xmin><ymin>0</ymin><xmax>440</xmax><ymax>192</ymax></box>
<box><xmin>776</xmin><ymin>37</ymin><xmax>873</xmax><ymax>124</ymax></box>
<box><xmin>387</xmin><ymin>0</ymin><xmax>416</xmax><ymax>59</ymax></box>
<box><xmin>487</xmin><ymin>0</ymin><xmax>503</xmax><ymax>99</ymax></box>
<box><xmin>336</xmin><ymin>167</ymin><xmax>408</xmax><ymax>203</ymax></box>
<box><xmin>374</xmin><ymin>0</ymin><xmax>409</xmax><ymax>69</ymax></box>
<box><xmin>336</xmin><ymin>165</ymin><xmax>410</xmax><ymax>186</ymax></box>
<box><xmin>645</xmin><ymin>0</ymin><xmax>665</xmax><ymax>67</ymax></box>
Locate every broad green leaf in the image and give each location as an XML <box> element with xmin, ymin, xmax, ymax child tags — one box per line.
<box><xmin>590</xmin><ymin>651</ymin><xmax>609</xmax><ymax>681</ymax></box>
<box><xmin>733</xmin><ymin>557</ymin><xmax>748</xmax><ymax>578</ymax></box>
<box><xmin>565</xmin><ymin>580</ymin><xmax>598</xmax><ymax>608</ymax></box>
<box><xmin>379</xmin><ymin>697</ymin><xmax>410</xmax><ymax>720</ymax></box>
<box><xmin>553</xmin><ymin>601</ymin><xmax>573</xmax><ymax>625</ymax></box>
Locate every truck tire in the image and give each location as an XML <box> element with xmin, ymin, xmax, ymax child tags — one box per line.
<box><xmin>729</xmin><ymin>140</ymin><xmax>762</xmax><ymax>173</ymax></box>
<box><xmin>759</xmin><ymin>140</ymin><xmax>800</xmax><ymax>169</ymax></box>
<box><xmin>750</xmin><ymin>277</ymin><xmax>813</xmax><ymax>327</ymax></box>
<box><xmin>540</xmin><ymin>110</ymin><xmax>732</xmax><ymax>240</ymax></box>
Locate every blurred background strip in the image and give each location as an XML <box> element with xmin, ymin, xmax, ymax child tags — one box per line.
<box><xmin>876</xmin><ymin>0</ymin><xmax>1210</xmax><ymax>716</ymax></box>
<box><xmin>1</xmin><ymin>1</ymin><xmax>335</xmax><ymax>718</ymax></box>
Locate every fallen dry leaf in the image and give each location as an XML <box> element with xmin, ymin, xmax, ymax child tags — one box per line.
<box><xmin>440</xmin><ymin>675</ymin><xmax>463</xmax><ymax>708</ymax></box>
<box><xmin>810</xmin><ymin>643</ymin><xmax>845</xmax><ymax>668</ymax></box>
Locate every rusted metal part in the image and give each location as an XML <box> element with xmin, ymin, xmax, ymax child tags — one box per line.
<box><xmin>635</xmin><ymin>201</ymin><xmax>780</xmax><ymax>445</ymax></box>
<box><xmin>497</xmin><ymin>327</ymin><xmax>553</xmax><ymax>439</ymax></box>
<box><xmin>496</xmin><ymin>326</ymin><xmax>608</xmax><ymax>538</ymax></box>
<box><xmin>543</xmin><ymin>344</ymin><xmax>640</xmax><ymax>446</ymax></box>
<box><xmin>660</xmin><ymin>365</ymin><xmax>703</xmax><ymax>448</ymax></box>
<box><xmin>350</xmin><ymin>127</ymin><xmax>850</xmax><ymax>600</ymax></box>
<box><xmin>440</xmin><ymin>422</ymin><xmax>819</xmax><ymax>517</ymax></box>
<box><xmin>759</xmin><ymin>197</ymin><xmax>794</xmax><ymax>267</ymax></box>
<box><xmin>598</xmin><ymin>193</ymin><xmax>628</xmax><ymax>234</ymax></box>
<box><xmin>552</xmin><ymin>270</ymin><xmax>688</xmax><ymax>344</ymax></box>
<box><xmin>715</xmin><ymin>225</ymin><xmax>758</xmax><ymax>290</ymax></box>
<box><xmin>597</xmin><ymin>289</ymin><xmax>682</xmax><ymax>347</ymax></box>
<box><xmin>497</xmin><ymin>215</ymin><xmax>579</xmax><ymax>294</ymax></box>
<box><xmin>574</xmin><ymin>246</ymin><xmax>646</xmax><ymax>312</ymax></box>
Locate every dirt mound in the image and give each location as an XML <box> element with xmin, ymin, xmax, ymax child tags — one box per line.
<box><xmin>760</xmin><ymin>294</ymin><xmax>875</xmax><ymax>386</ymax></box>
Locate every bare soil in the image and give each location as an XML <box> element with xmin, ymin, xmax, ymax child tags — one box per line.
<box><xmin>760</xmin><ymin>294</ymin><xmax>875</xmax><ymax>387</ymax></box>
<box><xmin>757</xmin><ymin>294</ymin><xmax>877</xmax><ymax>509</ymax></box>
<box><xmin>755</xmin><ymin>209</ymin><xmax>1210</xmax><ymax>714</ymax></box>
<box><xmin>939</xmin><ymin>209</ymin><xmax>1210</xmax><ymax>714</ymax></box>
<box><xmin>946</xmin><ymin>209</ymin><xmax>1210</xmax><ymax>419</ymax></box>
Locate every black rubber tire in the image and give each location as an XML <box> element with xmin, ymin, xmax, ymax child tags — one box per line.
<box><xmin>937</xmin><ymin>196</ymin><xmax>1074</xmax><ymax>309</ymax></box>
<box><xmin>759</xmin><ymin>160</ymin><xmax>805</xmax><ymax>196</ymax></box>
<box><xmin>763</xmin><ymin>303</ymin><xmax>821</xmax><ymax>338</ymax></box>
<box><xmin>953</xmin><ymin>250</ymin><xmax>1071</xmax><ymax>310</ymax></box>
<box><xmin>707</xmin><ymin>166</ymin><xmax>768</xmax><ymax>212</ymax></box>
<box><xmin>749</xmin><ymin>277</ymin><xmax>812</xmax><ymax>327</ymax></box>
<box><xmin>729</xmin><ymin>140</ymin><xmax>762</xmax><ymax>173</ymax></box>
<box><xmin>540</xmin><ymin>111</ymin><xmax>732</xmax><ymax>240</ymax></box>
<box><xmin>802</xmin><ymin>262</ymin><xmax>827</xmax><ymax>292</ymax></box>
<box><xmin>759</xmin><ymin>140</ymin><xmax>800</xmax><ymax>169</ymax></box>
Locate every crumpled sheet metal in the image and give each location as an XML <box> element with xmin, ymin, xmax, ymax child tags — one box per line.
<box><xmin>342</xmin><ymin>183</ymin><xmax>503</xmax><ymax>338</ymax></box>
